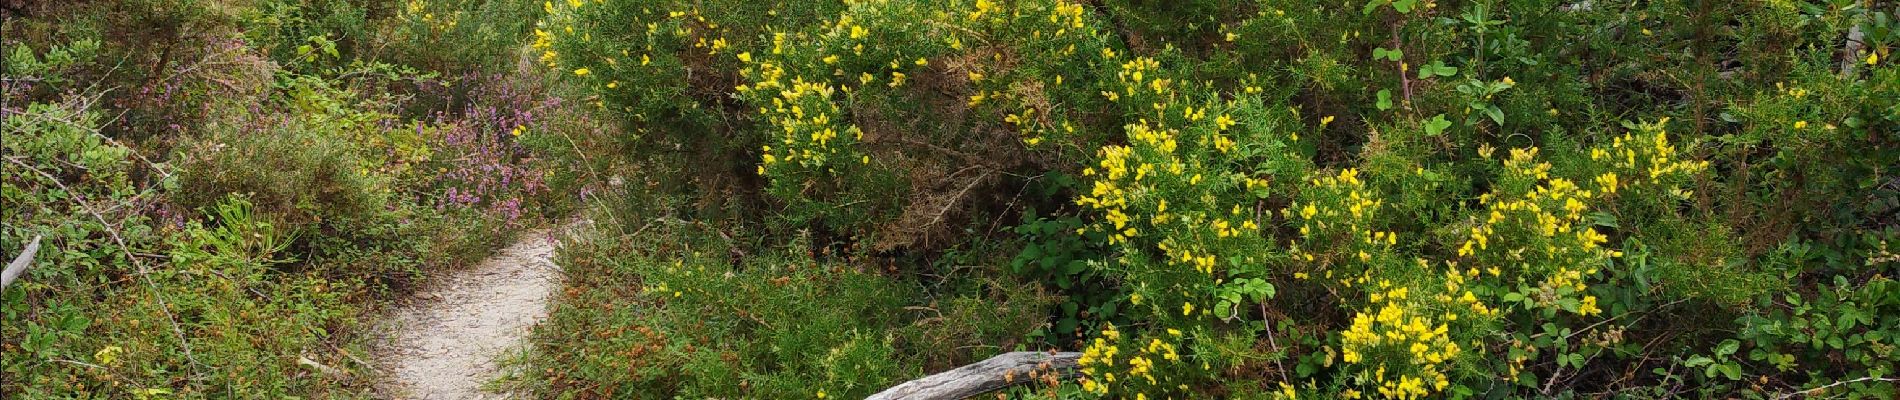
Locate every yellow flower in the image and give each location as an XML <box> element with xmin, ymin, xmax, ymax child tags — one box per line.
<box><xmin>573</xmin><ymin>68</ymin><xmax>590</xmax><ymax>76</ymax></box>
<box><xmin>1794</xmin><ymin>120</ymin><xmax>1808</xmax><ymax>129</ymax></box>
<box><xmin>1578</xmin><ymin>295</ymin><xmax>1602</xmax><ymax>316</ymax></box>
<box><xmin>1870</xmin><ymin>51</ymin><xmax>1880</xmax><ymax>66</ymax></box>
<box><xmin>737</xmin><ymin>52</ymin><xmax>752</xmax><ymax>63</ymax></box>
<box><xmin>816</xmin><ymin>390</ymin><xmax>827</xmax><ymax>399</ymax></box>
<box><xmin>1182</xmin><ymin>302</ymin><xmax>1195</xmax><ymax>316</ymax></box>
<box><xmin>1215</xmin><ymin>114</ymin><xmax>1236</xmax><ymax>131</ymax></box>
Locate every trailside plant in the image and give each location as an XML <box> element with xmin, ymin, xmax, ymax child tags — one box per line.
<box><xmin>523</xmin><ymin>0</ymin><xmax>1900</xmax><ymax>398</ymax></box>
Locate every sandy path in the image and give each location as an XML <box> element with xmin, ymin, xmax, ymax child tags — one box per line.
<box><xmin>374</xmin><ymin>227</ymin><xmax>565</xmax><ymax>399</ymax></box>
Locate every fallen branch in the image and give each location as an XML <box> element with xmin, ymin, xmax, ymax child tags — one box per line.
<box><xmin>1774</xmin><ymin>376</ymin><xmax>1900</xmax><ymax>400</ymax></box>
<box><xmin>866</xmin><ymin>351</ymin><xmax>1081</xmax><ymax>400</ymax></box>
<box><xmin>297</xmin><ymin>355</ymin><xmax>349</xmax><ymax>379</ymax></box>
<box><xmin>2</xmin><ymin>235</ymin><xmax>42</xmax><ymax>289</ymax></box>
<box><xmin>1842</xmin><ymin>23</ymin><xmax>1866</xmax><ymax>76</ymax></box>
<box><xmin>3</xmin><ymin>157</ymin><xmax>204</xmax><ymax>379</ymax></box>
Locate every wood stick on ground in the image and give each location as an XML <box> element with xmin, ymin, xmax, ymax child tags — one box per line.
<box><xmin>1841</xmin><ymin>24</ymin><xmax>1866</xmax><ymax>76</ymax></box>
<box><xmin>866</xmin><ymin>351</ymin><xmax>1081</xmax><ymax>400</ymax></box>
<box><xmin>2</xmin><ymin>235</ymin><xmax>42</xmax><ymax>289</ymax></box>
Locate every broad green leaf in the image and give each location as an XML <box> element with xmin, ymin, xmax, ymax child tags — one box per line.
<box><xmin>1424</xmin><ymin>114</ymin><xmax>1451</xmax><ymax>136</ymax></box>
<box><xmin>1715</xmin><ymin>339</ymin><xmax>1740</xmax><ymax>357</ymax></box>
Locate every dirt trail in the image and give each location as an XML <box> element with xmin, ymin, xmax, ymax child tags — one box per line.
<box><xmin>374</xmin><ymin>227</ymin><xmax>567</xmax><ymax>399</ymax></box>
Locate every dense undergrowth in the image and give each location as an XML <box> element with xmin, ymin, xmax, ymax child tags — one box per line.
<box><xmin>523</xmin><ymin>0</ymin><xmax>1900</xmax><ymax>399</ymax></box>
<box><xmin>6</xmin><ymin>0</ymin><xmax>1900</xmax><ymax>399</ymax></box>
<box><xmin>3</xmin><ymin>0</ymin><xmax>607</xmax><ymax>397</ymax></box>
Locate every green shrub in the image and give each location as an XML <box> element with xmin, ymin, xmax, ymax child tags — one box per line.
<box><xmin>519</xmin><ymin>204</ymin><xmax>1050</xmax><ymax>398</ymax></box>
<box><xmin>2</xmin><ymin>101</ymin><xmax>375</xmax><ymax>398</ymax></box>
<box><xmin>243</xmin><ymin>0</ymin><xmax>370</xmax><ymax>74</ymax></box>
<box><xmin>4</xmin><ymin>0</ymin><xmax>595</xmax><ymax>396</ymax></box>
<box><xmin>538</xmin><ymin>0</ymin><xmax>1899</xmax><ymax>398</ymax></box>
<box><xmin>172</xmin><ymin>75</ymin><xmax>436</xmax><ymax>287</ymax></box>
<box><xmin>378</xmin><ymin>0</ymin><xmax>544</xmax><ymax>73</ymax></box>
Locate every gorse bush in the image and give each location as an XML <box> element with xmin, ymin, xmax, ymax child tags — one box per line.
<box><xmin>6</xmin><ymin>0</ymin><xmax>1897</xmax><ymax>397</ymax></box>
<box><xmin>539</xmin><ymin>0</ymin><xmax>1899</xmax><ymax>398</ymax></box>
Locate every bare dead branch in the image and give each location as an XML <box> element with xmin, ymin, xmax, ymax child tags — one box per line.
<box><xmin>2</xmin><ymin>235</ymin><xmax>42</xmax><ymax>289</ymax></box>
<box><xmin>867</xmin><ymin>351</ymin><xmax>1081</xmax><ymax>400</ymax></box>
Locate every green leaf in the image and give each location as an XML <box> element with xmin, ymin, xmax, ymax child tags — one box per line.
<box><xmin>1361</xmin><ymin>0</ymin><xmax>1387</xmax><ymax>15</ymax></box>
<box><xmin>1373</xmin><ymin>47</ymin><xmax>1403</xmax><ymax>62</ymax></box>
<box><xmin>1062</xmin><ymin>260</ymin><xmax>1087</xmax><ymax>275</ymax></box>
<box><xmin>1423</xmin><ymin>114</ymin><xmax>1452</xmax><ymax>136</ymax></box>
<box><xmin>1482</xmin><ymin>104</ymin><xmax>1505</xmax><ymax>125</ymax></box>
<box><xmin>1418</xmin><ymin>61</ymin><xmax>1457</xmax><ymax>78</ymax></box>
<box><xmin>1588</xmin><ymin>211</ymin><xmax>1619</xmax><ymax>228</ymax></box>
<box><xmin>1376</xmin><ymin>89</ymin><xmax>1394</xmax><ymax>110</ymax></box>
<box><xmin>1435</xmin><ymin>65</ymin><xmax>1457</xmax><ymax>77</ymax></box>
<box><xmin>1715</xmin><ymin>339</ymin><xmax>1740</xmax><ymax>357</ymax></box>
<box><xmin>1556</xmin><ymin>298</ymin><xmax>1580</xmax><ymax>313</ymax></box>
<box><xmin>1684</xmin><ymin>355</ymin><xmax>1714</xmax><ymax>367</ymax></box>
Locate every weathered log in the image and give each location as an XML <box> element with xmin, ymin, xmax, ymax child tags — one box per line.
<box><xmin>2</xmin><ymin>235</ymin><xmax>42</xmax><ymax>289</ymax></box>
<box><xmin>866</xmin><ymin>351</ymin><xmax>1081</xmax><ymax>400</ymax></box>
<box><xmin>1842</xmin><ymin>24</ymin><xmax>1866</xmax><ymax>76</ymax></box>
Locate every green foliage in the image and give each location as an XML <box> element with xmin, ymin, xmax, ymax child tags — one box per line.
<box><xmin>1011</xmin><ymin>207</ymin><xmax>1117</xmax><ymax>347</ymax></box>
<box><xmin>172</xmin><ymin>75</ymin><xmax>431</xmax><ymax>287</ymax></box>
<box><xmin>518</xmin><ymin>205</ymin><xmax>1049</xmax><ymax>398</ymax></box>
<box><xmin>243</xmin><ymin>0</ymin><xmax>369</xmax><ymax>73</ymax></box>
<box><xmin>3</xmin><ymin>0</ymin><xmax>594</xmax><ymax>396</ymax></box>
<box><xmin>2</xmin><ymin>102</ymin><xmax>373</xmax><ymax>397</ymax></box>
<box><xmin>380</xmin><ymin>0</ymin><xmax>546</xmax><ymax>73</ymax></box>
<box><xmin>4</xmin><ymin>38</ymin><xmax>101</xmax><ymax>86</ymax></box>
<box><xmin>9</xmin><ymin>0</ymin><xmax>1900</xmax><ymax>397</ymax></box>
<box><xmin>538</xmin><ymin>0</ymin><xmax>1900</xmax><ymax>398</ymax></box>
